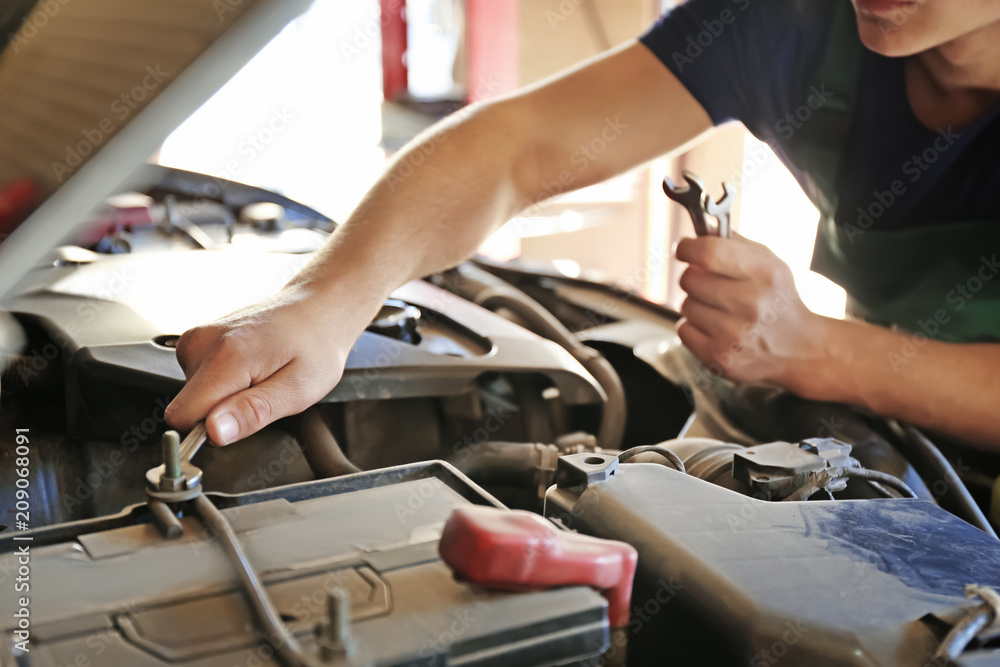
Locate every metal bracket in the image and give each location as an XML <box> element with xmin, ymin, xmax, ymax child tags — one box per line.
<box><xmin>556</xmin><ymin>453</ymin><xmax>619</xmax><ymax>489</ymax></box>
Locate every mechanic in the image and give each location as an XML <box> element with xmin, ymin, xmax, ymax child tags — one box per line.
<box><xmin>164</xmin><ymin>0</ymin><xmax>1000</xmax><ymax>449</ymax></box>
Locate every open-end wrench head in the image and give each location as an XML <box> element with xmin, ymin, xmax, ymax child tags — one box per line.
<box><xmin>662</xmin><ymin>174</ymin><xmax>703</xmax><ymax>208</ymax></box>
<box><xmin>705</xmin><ymin>181</ymin><xmax>736</xmax><ymax>217</ymax></box>
<box><xmin>681</xmin><ymin>170</ymin><xmax>707</xmax><ymax>199</ymax></box>
<box><xmin>661</xmin><ymin>174</ymin><xmax>685</xmax><ymax>198</ymax></box>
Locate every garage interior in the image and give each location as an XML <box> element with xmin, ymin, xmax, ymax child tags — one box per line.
<box><xmin>1</xmin><ymin>1</ymin><xmax>999</xmax><ymax>666</ymax></box>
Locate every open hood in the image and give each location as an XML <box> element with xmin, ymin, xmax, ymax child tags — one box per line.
<box><xmin>0</xmin><ymin>0</ymin><xmax>314</xmax><ymax>298</ymax></box>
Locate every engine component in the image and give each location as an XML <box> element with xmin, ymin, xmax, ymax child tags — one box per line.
<box><xmin>367</xmin><ymin>299</ymin><xmax>422</xmax><ymax>345</ymax></box>
<box><xmin>439</xmin><ymin>263</ymin><xmax>626</xmax><ymax>450</ymax></box>
<box><xmin>439</xmin><ymin>505</ymin><xmax>637</xmax><ymax>628</ymax></box>
<box><xmin>239</xmin><ymin>201</ymin><xmax>286</xmax><ymax>232</ymax></box>
<box><xmin>618</xmin><ymin>445</ymin><xmax>685</xmax><ymax>472</ymax></box>
<box><xmin>0</xmin><ymin>462</ymin><xmax>610</xmax><ymax>666</ymax></box>
<box><xmin>544</xmin><ymin>455</ymin><xmax>1000</xmax><ymax>666</ymax></box>
<box><xmin>732</xmin><ymin>438</ymin><xmax>916</xmax><ymax>501</ymax></box>
<box><xmin>931</xmin><ymin>585</ymin><xmax>1000</xmax><ymax>662</ymax></box>
<box><xmin>298</xmin><ymin>406</ymin><xmax>362</xmax><ymax>478</ymax></box>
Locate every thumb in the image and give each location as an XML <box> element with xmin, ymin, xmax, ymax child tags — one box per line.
<box><xmin>205</xmin><ymin>363</ymin><xmax>326</xmax><ymax>445</ymax></box>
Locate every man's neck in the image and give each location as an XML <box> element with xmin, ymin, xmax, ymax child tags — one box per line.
<box><xmin>916</xmin><ymin>21</ymin><xmax>1000</xmax><ymax>94</ymax></box>
<box><xmin>907</xmin><ymin>23</ymin><xmax>1000</xmax><ymax>129</ymax></box>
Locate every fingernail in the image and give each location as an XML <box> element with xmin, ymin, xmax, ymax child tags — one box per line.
<box><xmin>212</xmin><ymin>412</ymin><xmax>239</xmax><ymax>446</ymax></box>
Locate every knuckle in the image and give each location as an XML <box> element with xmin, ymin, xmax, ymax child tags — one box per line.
<box><xmin>703</xmin><ymin>238</ymin><xmax>727</xmax><ymax>265</ymax></box>
<box><xmin>718</xmin><ymin>327</ymin><xmax>740</xmax><ymax>350</ymax></box>
<box><xmin>674</xmin><ymin>237</ymin><xmax>694</xmax><ymax>259</ymax></box>
<box><xmin>176</xmin><ymin>326</ymin><xmax>222</xmax><ymax>369</ymax></box>
<box><xmin>240</xmin><ymin>392</ymin><xmax>273</xmax><ymax>430</ymax></box>
<box><xmin>678</xmin><ymin>268</ymin><xmax>696</xmax><ymax>293</ymax></box>
<box><xmin>174</xmin><ymin>330</ymin><xmax>197</xmax><ymax>367</ymax></box>
<box><xmin>755</xmin><ymin>264</ymin><xmax>781</xmax><ymax>287</ymax></box>
<box><xmin>163</xmin><ymin>401</ymin><xmax>184</xmax><ymax>428</ymax></box>
<box><xmin>215</xmin><ymin>330</ymin><xmax>251</xmax><ymax>358</ymax></box>
<box><xmin>679</xmin><ymin>297</ymin><xmax>694</xmax><ymax>320</ymax></box>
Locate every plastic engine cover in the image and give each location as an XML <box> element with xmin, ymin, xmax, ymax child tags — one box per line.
<box><xmin>545</xmin><ymin>456</ymin><xmax>1000</xmax><ymax>667</ymax></box>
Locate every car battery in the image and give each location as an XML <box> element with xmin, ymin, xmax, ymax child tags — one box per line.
<box><xmin>0</xmin><ymin>462</ymin><xmax>609</xmax><ymax>666</ymax></box>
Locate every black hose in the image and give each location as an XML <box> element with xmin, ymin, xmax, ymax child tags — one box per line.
<box><xmin>448</xmin><ymin>441</ymin><xmax>552</xmax><ymax>488</ymax></box>
<box><xmin>841</xmin><ymin>468</ymin><xmax>917</xmax><ymax>499</ymax></box>
<box><xmin>439</xmin><ymin>265</ymin><xmax>627</xmax><ymax>449</ymax></box>
<box><xmin>1</xmin><ymin>352</ymin><xmax>53</xmax><ymax>395</ymax></box>
<box><xmin>893</xmin><ymin>423</ymin><xmax>997</xmax><ymax>538</ymax></box>
<box><xmin>192</xmin><ymin>494</ymin><xmax>314</xmax><ymax>667</ymax></box>
<box><xmin>299</xmin><ymin>406</ymin><xmax>361</xmax><ymax>478</ymax></box>
<box><xmin>618</xmin><ymin>445</ymin><xmax>685</xmax><ymax>473</ymax></box>
<box><xmin>934</xmin><ymin>604</ymin><xmax>994</xmax><ymax>661</ymax></box>
<box><xmin>475</xmin><ymin>288</ymin><xmax>626</xmax><ymax>450</ymax></box>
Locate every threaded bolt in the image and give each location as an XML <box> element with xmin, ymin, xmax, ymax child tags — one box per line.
<box><xmin>318</xmin><ymin>587</ymin><xmax>356</xmax><ymax>661</ymax></box>
<box><xmin>326</xmin><ymin>587</ymin><xmax>352</xmax><ymax>643</ymax></box>
<box><xmin>162</xmin><ymin>431</ymin><xmax>182</xmax><ymax>479</ymax></box>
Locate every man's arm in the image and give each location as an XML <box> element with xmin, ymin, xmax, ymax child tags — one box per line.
<box><xmin>676</xmin><ymin>235</ymin><xmax>1000</xmax><ymax>449</ymax></box>
<box><xmin>165</xmin><ymin>40</ymin><xmax>714</xmax><ymax>445</ymax></box>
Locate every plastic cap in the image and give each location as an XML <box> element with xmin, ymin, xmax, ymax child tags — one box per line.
<box><xmin>439</xmin><ymin>506</ymin><xmax>638</xmax><ymax>627</ymax></box>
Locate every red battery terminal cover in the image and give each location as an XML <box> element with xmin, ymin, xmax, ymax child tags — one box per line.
<box><xmin>438</xmin><ymin>505</ymin><xmax>638</xmax><ymax>627</ymax></box>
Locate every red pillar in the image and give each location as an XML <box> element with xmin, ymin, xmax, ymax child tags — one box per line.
<box><xmin>381</xmin><ymin>0</ymin><xmax>408</xmax><ymax>102</ymax></box>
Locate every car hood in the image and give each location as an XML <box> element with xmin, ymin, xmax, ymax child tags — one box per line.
<box><xmin>0</xmin><ymin>0</ymin><xmax>314</xmax><ymax>298</ymax></box>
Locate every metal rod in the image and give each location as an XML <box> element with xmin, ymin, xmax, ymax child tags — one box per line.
<box><xmin>192</xmin><ymin>494</ymin><xmax>314</xmax><ymax>667</ymax></box>
<box><xmin>148</xmin><ymin>500</ymin><xmax>183</xmax><ymax>539</ymax></box>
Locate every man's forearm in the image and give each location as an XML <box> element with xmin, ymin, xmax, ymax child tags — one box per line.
<box><xmin>791</xmin><ymin>317</ymin><xmax>1000</xmax><ymax>448</ymax></box>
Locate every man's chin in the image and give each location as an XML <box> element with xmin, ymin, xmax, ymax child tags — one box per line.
<box><xmin>856</xmin><ymin>20</ymin><xmax>922</xmax><ymax>58</ymax></box>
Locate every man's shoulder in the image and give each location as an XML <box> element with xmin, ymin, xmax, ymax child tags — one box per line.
<box><xmin>640</xmin><ymin>0</ymin><xmax>843</xmax><ymax>127</ymax></box>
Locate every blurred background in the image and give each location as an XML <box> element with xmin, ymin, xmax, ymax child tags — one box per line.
<box><xmin>157</xmin><ymin>0</ymin><xmax>846</xmax><ymax>317</ymax></box>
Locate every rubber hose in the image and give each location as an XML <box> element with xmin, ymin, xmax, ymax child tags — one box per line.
<box><xmin>299</xmin><ymin>406</ymin><xmax>362</xmax><ymax>478</ymax></box>
<box><xmin>475</xmin><ymin>288</ymin><xmax>626</xmax><ymax>450</ymax></box>
<box><xmin>896</xmin><ymin>423</ymin><xmax>997</xmax><ymax>538</ymax></box>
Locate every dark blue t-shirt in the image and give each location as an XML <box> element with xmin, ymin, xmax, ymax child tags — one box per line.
<box><xmin>639</xmin><ymin>0</ymin><xmax>1000</xmax><ymax>232</ymax></box>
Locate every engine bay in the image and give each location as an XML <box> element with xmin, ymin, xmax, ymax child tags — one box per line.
<box><xmin>2</xmin><ymin>170</ymin><xmax>1000</xmax><ymax>666</ymax></box>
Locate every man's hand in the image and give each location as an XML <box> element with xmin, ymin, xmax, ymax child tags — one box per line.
<box><xmin>164</xmin><ymin>283</ymin><xmax>378</xmax><ymax>446</ymax></box>
<box><xmin>674</xmin><ymin>235</ymin><xmax>832</xmax><ymax>392</ymax></box>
